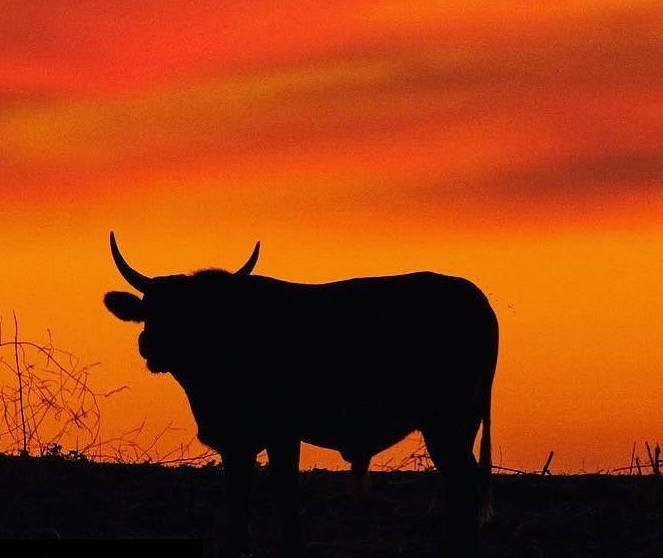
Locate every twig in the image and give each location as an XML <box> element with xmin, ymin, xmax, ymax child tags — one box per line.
<box><xmin>12</xmin><ymin>312</ymin><xmax>28</xmax><ymax>455</ymax></box>
<box><xmin>541</xmin><ymin>450</ymin><xmax>554</xmax><ymax>476</ymax></box>
<box><xmin>645</xmin><ymin>442</ymin><xmax>660</xmax><ymax>477</ymax></box>
<box><xmin>492</xmin><ymin>464</ymin><xmax>528</xmax><ymax>474</ymax></box>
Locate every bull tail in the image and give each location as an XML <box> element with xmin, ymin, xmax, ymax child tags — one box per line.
<box><xmin>478</xmin><ymin>390</ymin><xmax>493</xmax><ymax>525</ymax></box>
<box><xmin>477</xmin><ymin>332</ymin><xmax>497</xmax><ymax>526</ymax></box>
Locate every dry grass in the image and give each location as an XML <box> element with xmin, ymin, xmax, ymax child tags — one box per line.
<box><xmin>0</xmin><ymin>314</ymin><xmax>216</xmax><ymax>466</ymax></box>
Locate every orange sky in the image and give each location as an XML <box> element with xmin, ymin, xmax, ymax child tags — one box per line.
<box><xmin>1</xmin><ymin>1</ymin><xmax>662</xmax><ymax>472</ymax></box>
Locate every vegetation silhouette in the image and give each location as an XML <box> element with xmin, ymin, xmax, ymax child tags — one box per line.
<box><xmin>0</xmin><ymin>313</ymin><xmax>109</xmax><ymax>458</ymax></box>
<box><xmin>0</xmin><ymin>314</ymin><xmax>217</xmax><ymax>466</ymax></box>
<box><xmin>104</xmin><ymin>232</ymin><xmax>498</xmax><ymax>557</ymax></box>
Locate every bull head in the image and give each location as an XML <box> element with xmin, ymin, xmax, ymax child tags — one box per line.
<box><xmin>104</xmin><ymin>232</ymin><xmax>261</xmax><ymax>371</ymax></box>
<box><xmin>105</xmin><ymin>231</ymin><xmax>261</xmax><ymax>318</ymax></box>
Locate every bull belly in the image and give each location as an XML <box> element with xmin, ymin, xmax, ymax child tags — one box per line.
<box><xmin>301</xmin><ymin>421</ymin><xmax>416</xmax><ymax>462</ymax></box>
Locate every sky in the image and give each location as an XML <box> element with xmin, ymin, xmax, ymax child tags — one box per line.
<box><xmin>1</xmin><ymin>1</ymin><xmax>662</xmax><ymax>472</ymax></box>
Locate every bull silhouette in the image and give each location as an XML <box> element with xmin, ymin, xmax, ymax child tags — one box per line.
<box><xmin>104</xmin><ymin>232</ymin><xmax>498</xmax><ymax>557</ymax></box>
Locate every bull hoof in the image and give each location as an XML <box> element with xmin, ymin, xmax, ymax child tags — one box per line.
<box><xmin>479</xmin><ymin>502</ymin><xmax>494</xmax><ymax>526</ymax></box>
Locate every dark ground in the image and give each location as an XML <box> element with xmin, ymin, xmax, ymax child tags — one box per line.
<box><xmin>0</xmin><ymin>454</ymin><xmax>661</xmax><ymax>557</ymax></box>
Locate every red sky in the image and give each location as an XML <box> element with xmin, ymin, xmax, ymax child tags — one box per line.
<box><xmin>1</xmin><ymin>1</ymin><xmax>662</xmax><ymax>472</ymax></box>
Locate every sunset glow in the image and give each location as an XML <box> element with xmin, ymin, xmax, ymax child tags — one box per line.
<box><xmin>2</xmin><ymin>1</ymin><xmax>662</xmax><ymax>472</ymax></box>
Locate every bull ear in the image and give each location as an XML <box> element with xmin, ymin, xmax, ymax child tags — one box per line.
<box><xmin>104</xmin><ymin>291</ymin><xmax>144</xmax><ymax>322</ymax></box>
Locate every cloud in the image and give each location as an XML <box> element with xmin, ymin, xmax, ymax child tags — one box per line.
<box><xmin>1</xmin><ymin>0</ymin><xmax>662</xmax><ymax>222</ymax></box>
<box><xmin>489</xmin><ymin>151</ymin><xmax>663</xmax><ymax>199</ymax></box>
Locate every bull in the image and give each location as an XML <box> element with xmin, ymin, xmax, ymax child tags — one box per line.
<box><xmin>104</xmin><ymin>232</ymin><xmax>498</xmax><ymax>557</ymax></box>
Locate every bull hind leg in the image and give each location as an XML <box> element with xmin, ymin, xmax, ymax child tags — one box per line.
<box><xmin>421</xmin><ymin>429</ymin><xmax>481</xmax><ymax>558</ymax></box>
<box><xmin>349</xmin><ymin>456</ymin><xmax>372</xmax><ymax>496</ymax></box>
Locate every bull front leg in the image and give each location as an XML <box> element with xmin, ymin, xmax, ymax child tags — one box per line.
<box><xmin>267</xmin><ymin>440</ymin><xmax>302</xmax><ymax>557</ymax></box>
<box><xmin>220</xmin><ymin>449</ymin><xmax>256</xmax><ymax>557</ymax></box>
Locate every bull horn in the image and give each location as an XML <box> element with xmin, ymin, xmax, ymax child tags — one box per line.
<box><xmin>109</xmin><ymin>232</ymin><xmax>152</xmax><ymax>292</ymax></box>
<box><xmin>235</xmin><ymin>241</ymin><xmax>261</xmax><ymax>275</ymax></box>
